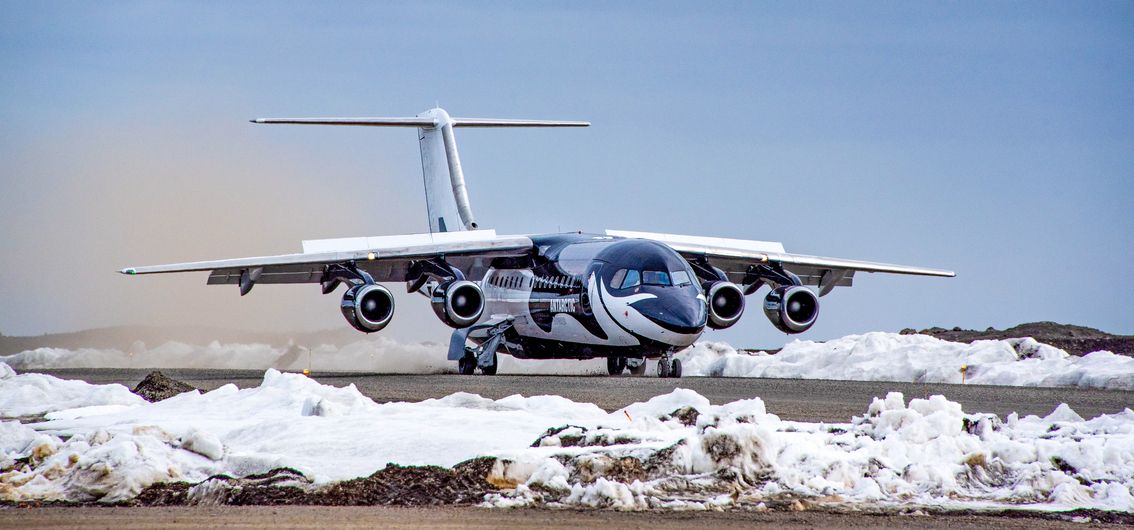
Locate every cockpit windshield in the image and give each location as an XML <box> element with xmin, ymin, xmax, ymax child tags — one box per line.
<box><xmin>610</xmin><ymin>269</ymin><xmax>694</xmax><ymax>289</ymax></box>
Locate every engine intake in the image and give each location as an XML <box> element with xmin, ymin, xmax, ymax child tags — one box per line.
<box><xmin>432</xmin><ymin>280</ymin><xmax>485</xmax><ymax>328</ymax></box>
<box><xmin>763</xmin><ymin>285</ymin><xmax>819</xmax><ymax>334</ymax></box>
<box><xmin>341</xmin><ymin>284</ymin><xmax>395</xmax><ymax>333</ymax></box>
<box><xmin>706</xmin><ymin>281</ymin><xmax>745</xmax><ymax>329</ymax></box>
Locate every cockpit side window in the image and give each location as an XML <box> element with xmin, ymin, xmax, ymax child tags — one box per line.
<box><xmin>642</xmin><ymin>271</ymin><xmax>671</xmax><ymax>286</ymax></box>
<box><xmin>671</xmin><ymin>270</ymin><xmax>692</xmax><ymax>287</ymax></box>
<box><xmin>622</xmin><ymin>269</ymin><xmax>641</xmax><ymax>288</ymax></box>
<box><xmin>610</xmin><ymin>269</ymin><xmax>627</xmax><ymax>289</ymax></box>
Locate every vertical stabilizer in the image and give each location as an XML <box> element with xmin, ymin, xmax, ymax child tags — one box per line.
<box><xmin>416</xmin><ymin>108</ymin><xmax>473</xmax><ymax>233</ymax></box>
<box><xmin>252</xmin><ymin>108</ymin><xmax>589</xmax><ymax>234</ymax></box>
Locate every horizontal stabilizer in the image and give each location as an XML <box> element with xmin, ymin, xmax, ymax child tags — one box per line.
<box><xmin>251</xmin><ymin>117</ymin><xmax>589</xmax><ymax>128</ymax></box>
<box><xmin>251</xmin><ymin>108</ymin><xmax>588</xmax><ymax>234</ymax></box>
<box><xmin>251</xmin><ymin>117</ymin><xmax>435</xmax><ymax>127</ymax></box>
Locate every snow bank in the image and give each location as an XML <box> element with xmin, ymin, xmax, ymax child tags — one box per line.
<box><xmin>490</xmin><ymin>391</ymin><xmax>1134</xmax><ymax>512</ymax></box>
<box><xmin>0</xmin><ymin>364</ymin><xmax>602</xmax><ymax>502</ymax></box>
<box><xmin>1</xmin><ymin>366</ymin><xmax>1132</xmax><ymax>512</ymax></box>
<box><xmin>0</xmin><ymin>336</ymin><xmax>606</xmax><ymax>375</ymax></box>
<box><xmin>678</xmin><ymin>333</ymin><xmax>1134</xmax><ymax>389</ymax></box>
<box><xmin>0</xmin><ymin>364</ymin><xmax>145</xmax><ymax>417</ymax></box>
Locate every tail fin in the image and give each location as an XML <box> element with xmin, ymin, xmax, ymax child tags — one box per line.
<box><xmin>253</xmin><ymin>108</ymin><xmax>589</xmax><ymax>233</ymax></box>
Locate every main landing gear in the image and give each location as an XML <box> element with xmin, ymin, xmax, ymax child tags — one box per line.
<box><xmin>458</xmin><ymin>351</ymin><xmax>496</xmax><ymax>375</ymax></box>
<box><xmin>450</xmin><ymin>318</ymin><xmax>511</xmax><ymax>376</ymax></box>
<box><xmin>606</xmin><ymin>356</ymin><xmax>627</xmax><ymax>375</ymax></box>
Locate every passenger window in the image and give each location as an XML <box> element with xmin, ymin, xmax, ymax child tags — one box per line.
<box><xmin>642</xmin><ymin>271</ymin><xmax>671</xmax><ymax>286</ymax></box>
<box><xmin>622</xmin><ymin>270</ymin><xmax>641</xmax><ymax>289</ymax></box>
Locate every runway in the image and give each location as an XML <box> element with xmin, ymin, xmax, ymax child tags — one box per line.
<box><xmin>35</xmin><ymin>368</ymin><xmax>1134</xmax><ymax>422</ymax></box>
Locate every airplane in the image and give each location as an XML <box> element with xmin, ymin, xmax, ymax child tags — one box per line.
<box><xmin>120</xmin><ymin>107</ymin><xmax>954</xmax><ymax>378</ymax></box>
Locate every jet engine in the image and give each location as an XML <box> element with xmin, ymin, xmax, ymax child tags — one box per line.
<box><xmin>431</xmin><ymin>280</ymin><xmax>485</xmax><ymax>328</ymax></box>
<box><xmin>706</xmin><ymin>281</ymin><xmax>745</xmax><ymax>329</ymax></box>
<box><xmin>341</xmin><ymin>284</ymin><xmax>395</xmax><ymax>333</ymax></box>
<box><xmin>763</xmin><ymin>285</ymin><xmax>819</xmax><ymax>334</ymax></box>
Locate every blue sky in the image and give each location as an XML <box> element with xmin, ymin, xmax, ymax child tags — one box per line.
<box><xmin>1</xmin><ymin>2</ymin><xmax>1131</xmax><ymax>346</ymax></box>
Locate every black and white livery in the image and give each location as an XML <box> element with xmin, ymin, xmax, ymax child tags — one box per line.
<box><xmin>121</xmin><ymin>107</ymin><xmax>954</xmax><ymax>378</ymax></box>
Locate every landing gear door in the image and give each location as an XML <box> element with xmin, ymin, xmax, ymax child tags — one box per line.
<box><xmin>447</xmin><ymin>328</ymin><xmax>472</xmax><ymax>361</ymax></box>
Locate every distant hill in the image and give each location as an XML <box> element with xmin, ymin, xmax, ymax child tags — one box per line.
<box><xmin>901</xmin><ymin>321</ymin><xmax>1134</xmax><ymax>357</ymax></box>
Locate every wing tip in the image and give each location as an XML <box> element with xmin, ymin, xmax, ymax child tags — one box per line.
<box><xmin>119</xmin><ymin>268</ymin><xmax>137</xmax><ymax>275</ymax></box>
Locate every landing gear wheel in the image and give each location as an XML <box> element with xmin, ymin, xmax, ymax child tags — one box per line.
<box><xmin>457</xmin><ymin>355</ymin><xmax>476</xmax><ymax>375</ymax></box>
<box><xmin>669</xmin><ymin>358</ymin><xmax>682</xmax><ymax>378</ymax></box>
<box><xmin>606</xmin><ymin>356</ymin><xmax>627</xmax><ymax>376</ymax></box>
<box><xmin>657</xmin><ymin>357</ymin><xmax>671</xmax><ymax>378</ymax></box>
<box><xmin>479</xmin><ymin>352</ymin><xmax>498</xmax><ymax>376</ymax></box>
<box><xmin>629</xmin><ymin>358</ymin><xmax>647</xmax><ymax>376</ymax></box>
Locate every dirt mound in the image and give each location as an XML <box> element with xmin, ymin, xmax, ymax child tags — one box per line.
<box><xmin>901</xmin><ymin>321</ymin><xmax>1134</xmax><ymax>357</ymax></box>
<box><xmin>131</xmin><ymin>371</ymin><xmax>198</xmax><ymax>402</ymax></box>
<box><xmin>315</xmin><ymin>458</ymin><xmax>497</xmax><ymax>506</ymax></box>
<box><xmin>134</xmin><ymin>458</ymin><xmax>499</xmax><ymax>507</ymax></box>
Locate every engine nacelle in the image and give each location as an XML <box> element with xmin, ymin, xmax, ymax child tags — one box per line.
<box><xmin>763</xmin><ymin>285</ymin><xmax>819</xmax><ymax>334</ymax></box>
<box><xmin>341</xmin><ymin>284</ymin><xmax>395</xmax><ymax>333</ymax></box>
<box><xmin>706</xmin><ymin>281</ymin><xmax>745</xmax><ymax>329</ymax></box>
<box><xmin>431</xmin><ymin>280</ymin><xmax>485</xmax><ymax>328</ymax></box>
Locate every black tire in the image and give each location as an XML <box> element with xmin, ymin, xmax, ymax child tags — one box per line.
<box><xmin>458</xmin><ymin>356</ymin><xmax>476</xmax><ymax>375</ymax></box>
<box><xmin>606</xmin><ymin>356</ymin><xmax>627</xmax><ymax>376</ymax></box>
<box><xmin>657</xmin><ymin>358</ymin><xmax>671</xmax><ymax>378</ymax></box>
<box><xmin>480</xmin><ymin>353</ymin><xmax>498</xmax><ymax>375</ymax></box>
<box><xmin>670</xmin><ymin>359</ymin><xmax>682</xmax><ymax>378</ymax></box>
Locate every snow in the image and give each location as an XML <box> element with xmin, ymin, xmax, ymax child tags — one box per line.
<box><xmin>1</xmin><ymin>362</ymin><xmax>1132</xmax><ymax>513</ymax></box>
<box><xmin>0</xmin><ymin>367</ymin><xmax>145</xmax><ymax>417</ymax></box>
<box><xmin>677</xmin><ymin>333</ymin><xmax>1134</xmax><ymax>389</ymax></box>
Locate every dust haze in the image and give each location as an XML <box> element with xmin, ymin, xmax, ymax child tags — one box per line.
<box><xmin>0</xmin><ymin>103</ymin><xmax>451</xmax><ymax>346</ymax></box>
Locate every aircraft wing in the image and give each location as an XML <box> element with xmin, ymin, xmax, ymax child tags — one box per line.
<box><xmin>120</xmin><ymin>230</ymin><xmax>533</xmax><ymax>289</ymax></box>
<box><xmin>605</xmin><ymin>230</ymin><xmax>954</xmax><ymax>296</ymax></box>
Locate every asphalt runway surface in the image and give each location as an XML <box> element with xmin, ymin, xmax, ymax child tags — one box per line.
<box><xmin>4</xmin><ymin>505</ymin><xmax>1128</xmax><ymax>529</ymax></box>
<box><xmin>36</xmin><ymin>368</ymin><xmax>1134</xmax><ymax>422</ymax></box>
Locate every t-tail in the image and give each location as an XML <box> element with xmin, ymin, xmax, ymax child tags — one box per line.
<box><xmin>252</xmin><ymin>108</ymin><xmax>589</xmax><ymax>233</ymax></box>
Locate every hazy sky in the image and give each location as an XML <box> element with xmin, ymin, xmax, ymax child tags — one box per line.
<box><xmin>2</xmin><ymin>2</ymin><xmax>1131</xmax><ymax>347</ymax></box>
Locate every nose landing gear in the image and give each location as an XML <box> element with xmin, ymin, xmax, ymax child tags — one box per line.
<box><xmin>657</xmin><ymin>353</ymin><xmax>682</xmax><ymax>378</ymax></box>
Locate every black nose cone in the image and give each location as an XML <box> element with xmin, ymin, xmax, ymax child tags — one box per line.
<box><xmin>633</xmin><ymin>292</ymin><xmax>708</xmax><ymax>334</ymax></box>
